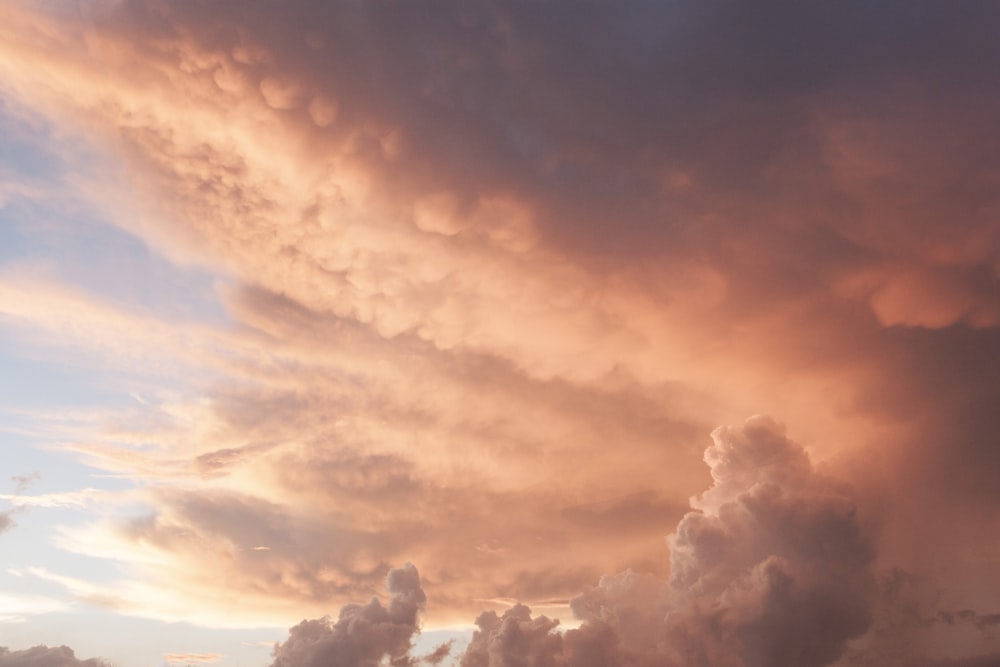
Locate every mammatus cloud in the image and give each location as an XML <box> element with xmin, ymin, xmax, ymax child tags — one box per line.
<box><xmin>0</xmin><ymin>646</ymin><xmax>107</xmax><ymax>667</ymax></box>
<box><xmin>0</xmin><ymin>1</ymin><xmax>999</xmax><ymax>665</ymax></box>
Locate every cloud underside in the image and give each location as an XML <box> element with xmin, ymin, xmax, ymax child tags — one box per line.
<box><xmin>0</xmin><ymin>2</ymin><xmax>998</xmax><ymax>666</ymax></box>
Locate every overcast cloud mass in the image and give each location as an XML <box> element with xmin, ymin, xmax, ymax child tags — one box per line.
<box><xmin>0</xmin><ymin>1</ymin><xmax>999</xmax><ymax>666</ymax></box>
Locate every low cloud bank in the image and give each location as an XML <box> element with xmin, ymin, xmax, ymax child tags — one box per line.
<box><xmin>0</xmin><ymin>646</ymin><xmax>108</xmax><ymax>667</ymax></box>
<box><xmin>270</xmin><ymin>417</ymin><xmax>879</xmax><ymax>667</ymax></box>
<box><xmin>7</xmin><ymin>418</ymin><xmax>998</xmax><ymax>666</ymax></box>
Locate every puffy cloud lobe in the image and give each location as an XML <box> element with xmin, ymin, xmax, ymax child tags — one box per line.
<box><xmin>458</xmin><ymin>607</ymin><xmax>636</xmax><ymax>667</ymax></box>
<box><xmin>0</xmin><ymin>646</ymin><xmax>108</xmax><ymax>667</ymax></box>
<box><xmin>460</xmin><ymin>605</ymin><xmax>563</xmax><ymax>667</ymax></box>
<box><xmin>270</xmin><ymin>563</ymin><xmax>426</xmax><ymax>667</ymax></box>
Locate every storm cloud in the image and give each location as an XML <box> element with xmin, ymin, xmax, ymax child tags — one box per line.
<box><xmin>0</xmin><ymin>1</ymin><xmax>998</xmax><ymax>666</ymax></box>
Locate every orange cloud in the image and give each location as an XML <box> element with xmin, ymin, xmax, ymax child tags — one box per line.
<box><xmin>1</xmin><ymin>5</ymin><xmax>999</xmax><ymax>665</ymax></box>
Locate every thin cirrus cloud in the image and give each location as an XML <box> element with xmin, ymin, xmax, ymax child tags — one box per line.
<box><xmin>164</xmin><ymin>653</ymin><xmax>223</xmax><ymax>666</ymax></box>
<box><xmin>0</xmin><ymin>1</ymin><xmax>998</xmax><ymax>666</ymax></box>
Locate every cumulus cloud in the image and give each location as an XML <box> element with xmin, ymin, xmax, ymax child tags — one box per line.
<box><xmin>657</xmin><ymin>417</ymin><xmax>874</xmax><ymax>667</ymax></box>
<box><xmin>270</xmin><ymin>563</ymin><xmax>426</xmax><ymax>667</ymax></box>
<box><xmin>0</xmin><ymin>646</ymin><xmax>108</xmax><ymax>667</ymax></box>
<box><xmin>529</xmin><ymin>417</ymin><xmax>874</xmax><ymax>667</ymax></box>
<box><xmin>460</xmin><ymin>604</ymin><xmax>564</xmax><ymax>667</ymax></box>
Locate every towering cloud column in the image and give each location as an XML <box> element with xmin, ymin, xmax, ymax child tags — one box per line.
<box><xmin>657</xmin><ymin>416</ymin><xmax>875</xmax><ymax>666</ymax></box>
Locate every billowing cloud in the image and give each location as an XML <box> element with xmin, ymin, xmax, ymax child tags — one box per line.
<box><xmin>460</xmin><ymin>605</ymin><xmax>564</xmax><ymax>667</ymax></box>
<box><xmin>455</xmin><ymin>417</ymin><xmax>875</xmax><ymax>667</ymax></box>
<box><xmin>263</xmin><ymin>418</ymin><xmax>880</xmax><ymax>666</ymax></box>
<box><xmin>270</xmin><ymin>563</ymin><xmax>426</xmax><ymax>667</ymax></box>
<box><xmin>656</xmin><ymin>417</ymin><xmax>874</xmax><ymax>666</ymax></box>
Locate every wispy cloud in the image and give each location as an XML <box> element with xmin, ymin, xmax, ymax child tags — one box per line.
<box><xmin>163</xmin><ymin>653</ymin><xmax>223</xmax><ymax>666</ymax></box>
<box><xmin>0</xmin><ymin>591</ymin><xmax>70</xmax><ymax>623</ymax></box>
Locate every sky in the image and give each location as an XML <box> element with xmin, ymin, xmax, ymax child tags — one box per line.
<box><xmin>1</xmin><ymin>1</ymin><xmax>999</xmax><ymax>666</ymax></box>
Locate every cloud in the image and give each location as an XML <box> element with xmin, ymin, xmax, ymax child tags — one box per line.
<box><xmin>0</xmin><ymin>646</ymin><xmax>107</xmax><ymax>667</ymax></box>
<box><xmin>264</xmin><ymin>417</ymin><xmax>879</xmax><ymax>667</ymax></box>
<box><xmin>0</xmin><ymin>472</ymin><xmax>41</xmax><ymax>535</ymax></box>
<box><xmin>420</xmin><ymin>641</ymin><xmax>453</xmax><ymax>666</ymax></box>
<box><xmin>0</xmin><ymin>592</ymin><xmax>70</xmax><ymax>623</ymax></box>
<box><xmin>913</xmin><ymin>658</ymin><xmax>1000</xmax><ymax>667</ymax></box>
<box><xmin>163</xmin><ymin>653</ymin><xmax>223</xmax><ymax>665</ymax></box>
<box><xmin>657</xmin><ymin>417</ymin><xmax>874</xmax><ymax>666</ymax></box>
<box><xmin>269</xmin><ymin>563</ymin><xmax>426</xmax><ymax>667</ymax></box>
<box><xmin>460</xmin><ymin>604</ymin><xmax>564</xmax><ymax>667</ymax></box>
<box><xmin>11</xmin><ymin>473</ymin><xmax>39</xmax><ymax>494</ymax></box>
<box><xmin>0</xmin><ymin>489</ymin><xmax>110</xmax><ymax>509</ymax></box>
<box><xmin>568</xmin><ymin>417</ymin><xmax>874</xmax><ymax>667</ymax></box>
<box><xmin>0</xmin><ymin>1</ymin><xmax>998</xmax><ymax>664</ymax></box>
